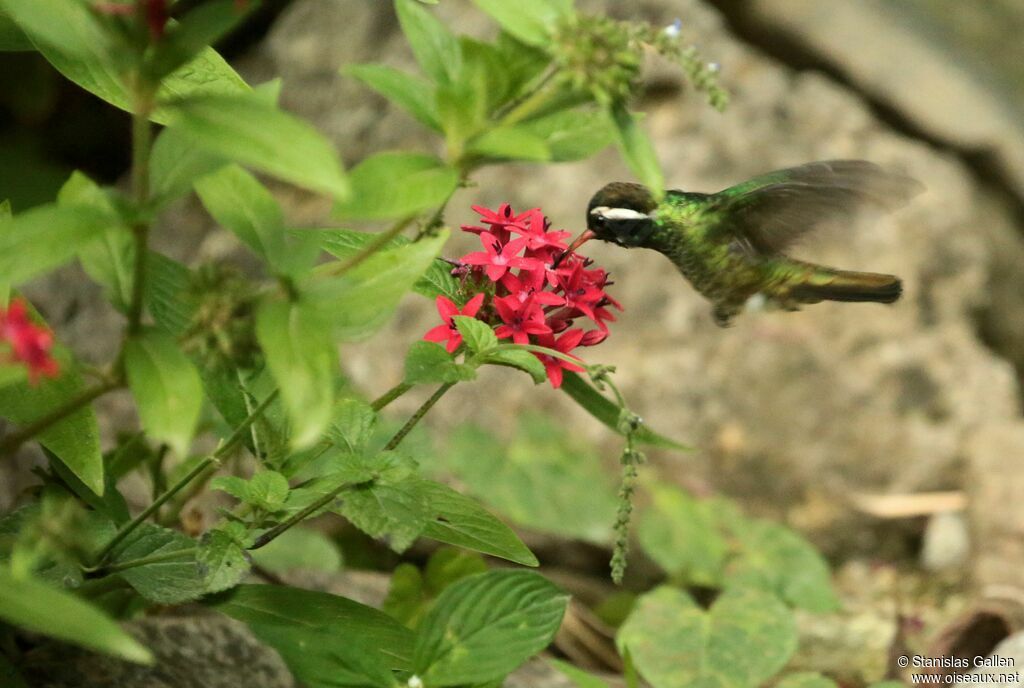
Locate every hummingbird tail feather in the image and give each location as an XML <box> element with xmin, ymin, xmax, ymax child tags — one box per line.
<box><xmin>791</xmin><ymin>270</ymin><xmax>902</xmax><ymax>304</ymax></box>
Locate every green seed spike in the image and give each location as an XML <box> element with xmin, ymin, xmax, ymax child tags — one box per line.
<box><xmin>569</xmin><ymin>160</ymin><xmax>924</xmax><ymax>326</ymax></box>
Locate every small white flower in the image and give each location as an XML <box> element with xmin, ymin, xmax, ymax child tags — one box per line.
<box><xmin>663</xmin><ymin>18</ymin><xmax>682</xmax><ymax>38</ymax></box>
<box><xmin>707</xmin><ymin>61</ymin><xmax>721</xmax><ymax>73</ymax></box>
<box><xmin>408</xmin><ymin>677</ymin><xmax>424</xmax><ymax>688</ymax></box>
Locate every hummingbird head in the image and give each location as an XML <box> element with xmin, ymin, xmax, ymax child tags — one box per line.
<box><xmin>585</xmin><ymin>182</ymin><xmax>658</xmax><ymax>248</ymax></box>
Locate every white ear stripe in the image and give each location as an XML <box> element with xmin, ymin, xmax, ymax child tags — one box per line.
<box><xmin>592</xmin><ymin>206</ymin><xmax>650</xmax><ymax>221</ymax></box>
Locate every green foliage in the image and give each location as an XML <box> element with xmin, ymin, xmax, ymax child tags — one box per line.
<box><xmin>383</xmin><ymin>547</ymin><xmax>487</xmax><ymax>628</ymax></box>
<box><xmin>618</xmin><ymin>586</ymin><xmax>798</xmax><ymax>688</ymax></box>
<box><xmin>405</xmin><ymin>341</ymin><xmax>477</xmax><ymax>385</ymax></box>
<box><xmin>334</xmin><ymin>152</ymin><xmax>458</xmax><ymax>221</ymax></box>
<box><xmin>777</xmin><ymin>672</ymin><xmax>840</xmax><ymax>688</ymax></box>
<box><xmin>249</xmin><ymin>527</ymin><xmax>343</xmax><ymax>575</ymax></box>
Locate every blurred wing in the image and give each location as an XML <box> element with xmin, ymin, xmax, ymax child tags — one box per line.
<box><xmin>710</xmin><ymin>160</ymin><xmax>924</xmax><ymax>253</ymax></box>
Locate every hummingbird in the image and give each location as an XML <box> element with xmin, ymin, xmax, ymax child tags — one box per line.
<box><xmin>564</xmin><ymin>160</ymin><xmax>924</xmax><ymax>326</ymax></box>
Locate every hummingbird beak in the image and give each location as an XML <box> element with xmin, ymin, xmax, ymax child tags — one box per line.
<box><xmin>553</xmin><ymin>230</ymin><xmax>596</xmax><ymax>268</ymax></box>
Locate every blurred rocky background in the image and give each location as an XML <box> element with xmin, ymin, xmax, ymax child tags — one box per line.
<box><xmin>6</xmin><ymin>0</ymin><xmax>1024</xmax><ymax>684</ymax></box>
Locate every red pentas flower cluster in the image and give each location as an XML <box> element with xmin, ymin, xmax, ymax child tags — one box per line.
<box><xmin>0</xmin><ymin>299</ymin><xmax>60</xmax><ymax>384</ymax></box>
<box><xmin>424</xmin><ymin>204</ymin><xmax>621</xmax><ymax>388</ymax></box>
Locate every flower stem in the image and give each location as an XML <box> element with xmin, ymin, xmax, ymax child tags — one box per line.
<box><xmin>94</xmin><ymin>389</ymin><xmax>279</xmax><ymax>565</ymax></box>
<box><xmin>371</xmin><ymin>381</ymin><xmax>413</xmax><ymax>411</ymax></box>
<box><xmin>384</xmin><ymin>382</ymin><xmax>453</xmax><ymax>451</ymax></box>
<box><xmin>0</xmin><ymin>377</ymin><xmax>120</xmax><ymax>458</ymax></box>
<box><xmin>323</xmin><ymin>215</ymin><xmax>415</xmax><ymax>278</ymax></box>
<box><xmin>126</xmin><ymin>90</ymin><xmax>154</xmax><ymax>336</ymax></box>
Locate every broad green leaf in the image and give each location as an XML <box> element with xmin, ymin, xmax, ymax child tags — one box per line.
<box><xmin>414</xmin><ymin>570</ymin><xmax>568</xmax><ymax>685</ymax></box>
<box><xmin>344</xmin><ymin>63</ymin><xmax>440</xmax><ymax>131</ymax></box>
<box><xmin>147</xmin><ymin>0</ymin><xmax>254</xmax><ymax>81</ymax></box>
<box><xmin>211</xmin><ymin>475</ymin><xmax>250</xmax><ymax>502</ymax></box>
<box><xmin>144</xmin><ymin>252</ymin><xmax>196</xmax><ymax>337</ymax></box>
<box><xmin>124</xmin><ymin>329</ymin><xmax>204</xmax><ymax>457</ymax></box>
<box><xmin>308</xmin><ymin>229</ymin><xmax>448</xmax><ymax>341</ymax></box>
<box><xmin>395</xmin><ymin>0</ymin><xmax>461</xmax><ymax>83</ymax></box>
<box><xmin>417</xmin><ymin>479</ymin><xmax>538</xmax><ymax>566</ymax></box>
<box><xmin>405</xmin><ymin>341</ymin><xmax>476</xmax><ymax>385</ymax></box>
<box><xmin>249</xmin><ymin>527</ymin><xmax>343</xmax><ymax>575</ymax></box>
<box><xmin>162</xmin><ymin>94</ymin><xmax>349</xmax><ymax>198</ymax></box>
<box><xmin>334</xmin><ymin>477</ymin><xmax>430</xmax><ymax>553</ymax></box>
<box><xmin>248</xmin><ymin>471</ymin><xmax>290</xmax><ymax>511</ymax></box>
<box><xmin>328</xmin><ymin>397</ymin><xmax>377</xmax><ymax>454</ymax></box>
<box><xmin>467</xmin><ymin>126</ymin><xmax>551</xmax><ymax>162</ymax></box>
<box><xmin>110</xmin><ymin>524</ymin><xmax>204</xmax><ymax>604</ymax></box>
<box><xmin>482</xmin><ymin>348</ymin><xmax>546</xmax><ymax>384</ymax></box>
<box><xmin>195</xmin><ymin>164</ymin><xmax>318</xmax><ymax>275</ymax></box>
<box><xmin>57</xmin><ymin>171</ymin><xmax>133</xmax><ymax>312</ymax></box>
<box><xmin>210</xmin><ymin>583</ymin><xmax>414</xmax><ymax>683</ymax></box>
<box><xmin>414</xmin><ymin>258</ymin><xmax>461</xmax><ymax>301</ymax></box>
<box><xmin>0</xmin><ymin>567</ymin><xmax>152</xmax><ymax>664</ymax></box>
<box><xmin>0</xmin><ymin>202</ymin><xmax>113</xmax><ymax>287</ymax></box>
<box><xmin>519</xmin><ymin>109</ymin><xmax>616</xmax><ymax>162</ymax></box>
<box><xmin>436</xmin><ymin>77</ymin><xmax>485</xmax><ymax>150</ymax></box>
<box><xmin>638</xmin><ymin>485</ymin><xmax>728</xmax><ymax>587</ymax></box>
<box><xmin>256</xmin><ymin>299</ymin><xmax>337</xmax><ymax>450</ymax></box>
<box><xmin>470</xmin><ymin>0</ymin><xmax>569</xmax><ymax>47</ymax></box>
<box><xmin>0</xmin><ymin>9</ymin><xmax>30</xmax><ymax>51</ymax></box>
<box><xmin>560</xmin><ymin>372</ymin><xmax>687</xmax><ymax>450</ymax></box>
<box><xmin>726</xmin><ymin>519</ymin><xmax>839</xmax><ymax>613</ymax></box>
<box><xmin>150</xmin><ymin>125</ymin><xmax>227</xmax><ymax>207</ymax></box>
<box><xmin>452</xmin><ymin>315</ymin><xmax>497</xmax><ymax>353</ymax></box>
<box><xmin>0</xmin><ymin>0</ymin><xmax>118</xmax><ymax>61</ymax></box>
<box><xmin>608</xmin><ymin>104</ymin><xmax>664</xmax><ymax>200</ymax></box>
<box><xmin>333</xmin><ymin>152</ymin><xmax>458</xmax><ymax>221</ymax></box>
<box><xmin>618</xmin><ymin>586</ymin><xmax>797</xmax><ymax>688</ymax></box>
<box><xmin>198</xmin><ymin>529</ymin><xmax>251</xmax><ymax>594</ymax></box>
<box><xmin>384</xmin><ymin>548</ymin><xmax>486</xmax><ymax>629</ymax></box>
<box><xmin>549</xmin><ymin>659</ymin><xmax>612</xmax><ymax>688</ymax></box>
<box><xmin>777</xmin><ymin>672</ymin><xmax>840</xmax><ymax>688</ymax></box>
<box><xmin>0</xmin><ymin>346</ymin><xmax>104</xmax><ymax>495</ymax></box>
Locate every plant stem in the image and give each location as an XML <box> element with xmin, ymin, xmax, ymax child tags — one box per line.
<box><xmin>384</xmin><ymin>382</ymin><xmax>453</xmax><ymax>451</ymax></box>
<box><xmin>0</xmin><ymin>378</ymin><xmax>120</xmax><ymax>457</ymax></box>
<box><xmin>371</xmin><ymin>381</ymin><xmax>413</xmax><ymax>411</ymax></box>
<box><xmin>126</xmin><ymin>91</ymin><xmax>154</xmax><ymax>336</ymax></box>
<box><xmin>94</xmin><ymin>390</ymin><xmax>279</xmax><ymax>564</ymax></box>
<box><xmin>323</xmin><ymin>215</ymin><xmax>415</xmax><ymax>278</ymax></box>
<box><xmin>494</xmin><ymin>65</ymin><xmax>559</xmax><ymax>126</ymax></box>
<box><xmin>250</xmin><ymin>382</ymin><xmax>455</xmax><ymax>551</ymax></box>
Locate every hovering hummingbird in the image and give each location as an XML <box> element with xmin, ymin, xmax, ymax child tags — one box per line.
<box><xmin>564</xmin><ymin>160</ymin><xmax>923</xmax><ymax>326</ymax></box>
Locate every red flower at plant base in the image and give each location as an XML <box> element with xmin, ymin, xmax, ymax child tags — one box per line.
<box><xmin>0</xmin><ymin>299</ymin><xmax>60</xmax><ymax>384</ymax></box>
<box><xmin>534</xmin><ymin>329</ymin><xmax>586</xmax><ymax>388</ymax></box>
<box><xmin>423</xmin><ymin>203</ymin><xmax>622</xmax><ymax>388</ymax></box>
<box><xmin>423</xmin><ymin>293</ymin><xmax>485</xmax><ymax>353</ymax></box>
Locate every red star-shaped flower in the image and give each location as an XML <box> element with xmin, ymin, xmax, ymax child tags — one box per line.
<box><xmin>460</xmin><ymin>232</ymin><xmax>540</xmax><ymax>282</ymax></box>
<box><xmin>422</xmin><ymin>293</ymin><xmax>485</xmax><ymax>353</ymax></box>
<box><xmin>494</xmin><ymin>294</ymin><xmax>552</xmax><ymax>345</ymax></box>
<box><xmin>1</xmin><ymin>299</ymin><xmax>60</xmax><ymax>384</ymax></box>
<box><xmin>533</xmin><ymin>329</ymin><xmax>586</xmax><ymax>388</ymax></box>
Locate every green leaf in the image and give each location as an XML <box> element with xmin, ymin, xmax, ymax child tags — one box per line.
<box><xmin>395</xmin><ymin>0</ymin><xmax>461</xmax><ymax>83</ymax></box>
<box><xmin>777</xmin><ymin>672</ymin><xmax>840</xmax><ymax>688</ymax></box>
<box><xmin>0</xmin><ymin>202</ymin><xmax>113</xmax><ymax>287</ymax></box>
<box><xmin>414</xmin><ymin>258</ymin><xmax>462</xmax><ymax>301</ymax></box>
<box><xmin>211</xmin><ymin>584</ymin><xmax>414</xmax><ymax>687</ymax></box>
<box><xmin>519</xmin><ymin>109</ymin><xmax>616</xmax><ymax>162</ymax></box>
<box><xmin>147</xmin><ymin>0</ymin><xmax>254</xmax><ymax>81</ymax></box>
<box><xmin>211</xmin><ymin>475</ymin><xmax>250</xmax><ymax>502</ymax></box>
<box><xmin>0</xmin><ymin>9</ymin><xmax>31</xmax><ymax>51</ymax></box>
<box><xmin>0</xmin><ymin>347</ymin><xmax>104</xmax><ymax>494</ymax></box>
<box><xmin>328</xmin><ymin>397</ymin><xmax>377</xmax><ymax>454</ymax></box>
<box><xmin>308</xmin><ymin>229</ymin><xmax>448</xmax><ymax>341</ymax></box>
<box><xmin>0</xmin><ymin>567</ymin><xmax>152</xmax><ymax>664</ymax></box>
<box><xmin>618</xmin><ymin>586</ymin><xmax>797</xmax><ymax>688</ymax></box>
<box><xmin>726</xmin><ymin>519</ymin><xmax>839</xmax><ymax>613</ymax></box>
<box><xmin>198</xmin><ymin>529</ymin><xmax>251</xmax><ymax>594</ymax></box>
<box><xmin>467</xmin><ymin>126</ymin><xmax>551</xmax><ymax>162</ymax></box>
<box><xmin>124</xmin><ymin>329</ymin><xmax>204</xmax><ymax>457</ymax></box>
<box><xmin>549</xmin><ymin>659</ymin><xmax>612</xmax><ymax>688</ymax></box>
<box><xmin>417</xmin><ymin>480</ymin><xmax>538</xmax><ymax>566</ymax></box>
<box><xmin>384</xmin><ymin>548</ymin><xmax>487</xmax><ymax>629</ymax></box>
<box><xmin>110</xmin><ymin>525</ymin><xmax>205</xmax><ymax>604</ymax></box>
<box><xmin>414</xmin><ymin>569</ymin><xmax>568</xmax><ymax>685</ymax></box>
<box><xmin>333</xmin><ymin>152</ymin><xmax>458</xmax><ymax>221</ymax></box>
<box><xmin>559</xmin><ymin>372</ymin><xmax>687</xmax><ymax>450</ymax></box>
<box><xmin>470</xmin><ymin>0</ymin><xmax>569</xmax><ymax>46</ymax></box>
<box><xmin>482</xmin><ymin>348</ymin><xmax>546</xmax><ymax>384</ymax></box>
<box><xmin>344</xmin><ymin>63</ymin><xmax>440</xmax><ymax>131</ymax></box>
<box><xmin>452</xmin><ymin>315</ymin><xmax>497</xmax><ymax>353</ymax></box>
<box><xmin>150</xmin><ymin>125</ymin><xmax>227</xmax><ymax>207</ymax></box>
<box><xmin>436</xmin><ymin>77</ymin><xmax>485</xmax><ymax>149</ymax></box>
<box><xmin>248</xmin><ymin>471</ymin><xmax>290</xmax><ymax>512</ymax></box>
<box><xmin>0</xmin><ymin>0</ymin><xmax>119</xmax><ymax>61</ymax></box>
<box><xmin>195</xmin><ymin>164</ymin><xmax>318</xmax><ymax>276</ymax></box>
<box><xmin>405</xmin><ymin>341</ymin><xmax>476</xmax><ymax>385</ymax></box>
<box><xmin>145</xmin><ymin>252</ymin><xmax>197</xmax><ymax>337</ymax></box>
<box><xmin>608</xmin><ymin>104</ymin><xmax>664</xmax><ymax>199</ymax></box>
<box><xmin>256</xmin><ymin>299</ymin><xmax>337</xmax><ymax>450</ymax></box>
<box><xmin>637</xmin><ymin>485</ymin><xmax>728</xmax><ymax>587</ymax></box>
<box><xmin>162</xmin><ymin>94</ymin><xmax>349</xmax><ymax>198</ymax></box>
<box><xmin>334</xmin><ymin>477</ymin><xmax>430</xmax><ymax>553</ymax></box>
<box><xmin>249</xmin><ymin>527</ymin><xmax>343</xmax><ymax>575</ymax></box>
